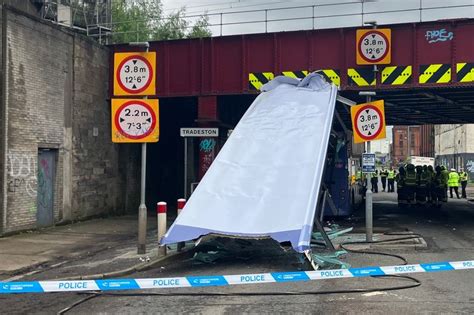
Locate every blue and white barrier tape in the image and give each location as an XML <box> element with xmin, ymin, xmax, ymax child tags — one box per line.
<box><xmin>1</xmin><ymin>260</ymin><xmax>473</xmax><ymax>294</ymax></box>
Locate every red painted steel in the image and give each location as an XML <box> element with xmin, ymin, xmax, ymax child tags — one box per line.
<box><xmin>198</xmin><ymin>96</ymin><xmax>218</xmax><ymax>120</ymax></box>
<box><xmin>110</xmin><ymin>20</ymin><xmax>474</xmax><ymax>97</ymax></box>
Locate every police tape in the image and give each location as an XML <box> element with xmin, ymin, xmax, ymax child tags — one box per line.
<box><xmin>1</xmin><ymin>260</ymin><xmax>473</xmax><ymax>294</ymax></box>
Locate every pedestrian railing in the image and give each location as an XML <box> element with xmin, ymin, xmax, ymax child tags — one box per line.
<box><xmin>86</xmin><ymin>1</ymin><xmax>474</xmax><ymax>44</ymax></box>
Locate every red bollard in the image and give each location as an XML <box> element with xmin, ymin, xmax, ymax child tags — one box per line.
<box><xmin>177</xmin><ymin>198</ymin><xmax>186</xmax><ymax>215</ymax></box>
<box><xmin>177</xmin><ymin>198</ymin><xmax>186</xmax><ymax>251</ymax></box>
<box><xmin>157</xmin><ymin>202</ymin><xmax>167</xmax><ymax>256</ymax></box>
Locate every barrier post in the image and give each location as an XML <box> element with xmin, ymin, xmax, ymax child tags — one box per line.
<box><xmin>157</xmin><ymin>202</ymin><xmax>167</xmax><ymax>256</ymax></box>
<box><xmin>177</xmin><ymin>198</ymin><xmax>186</xmax><ymax>251</ymax></box>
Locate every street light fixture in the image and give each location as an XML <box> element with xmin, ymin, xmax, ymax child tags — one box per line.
<box><xmin>364</xmin><ymin>21</ymin><xmax>378</xmax><ymax>27</ymax></box>
<box><xmin>129</xmin><ymin>41</ymin><xmax>150</xmax><ymax>255</ymax></box>
<box><xmin>129</xmin><ymin>42</ymin><xmax>150</xmax><ymax>48</ymax></box>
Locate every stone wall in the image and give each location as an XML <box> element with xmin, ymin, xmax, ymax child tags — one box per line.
<box><xmin>0</xmin><ymin>6</ymin><xmax>138</xmax><ymax>234</ymax></box>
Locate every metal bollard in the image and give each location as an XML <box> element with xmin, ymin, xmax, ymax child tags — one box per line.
<box><xmin>177</xmin><ymin>198</ymin><xmax>186</xmax><ymax>251</ymax></box>
<box><xmin>157</xmin><ymin>201</ymin><xmax>167</xmax><ymax>256</ymax></box>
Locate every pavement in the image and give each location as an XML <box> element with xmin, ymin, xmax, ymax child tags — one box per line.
<box><xmin>1</xmin><ymin>192</ymin><xmax>474</xmax><ymax>314</ymax></box>
<box><xmin>0</xmin><ymin>215</ymin><xmax>171</xmax><ymax>281</ymax></box>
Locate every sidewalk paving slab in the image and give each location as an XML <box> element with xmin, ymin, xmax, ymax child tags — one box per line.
<box><xmin>0</xmin><ymin>215</ymin><xmax>162</xmax><ymax>279</ymax></box>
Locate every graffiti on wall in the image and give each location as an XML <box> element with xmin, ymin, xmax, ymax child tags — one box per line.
<box><xmin>425</xmin><ymin>29</ymin><xmax>453</xmax><ymax>44</ymax></box>
<box><xmin>199</xmin><ymin>139</ymin><xmax>217</xmax><ymax>178</ymax></box>
<box><xmin>7</xmin><ymin>150</ymin><xmax>37</xmax><ymax>198</ymax></box>
<box><xmin>200</xmin><ymin>139</ymin><xmax>216</xmax><ymax>153</ymax></box>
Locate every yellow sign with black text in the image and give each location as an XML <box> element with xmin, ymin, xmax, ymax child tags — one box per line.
<box><xmin>351</xmin><ymin>100</ymin><xmax>386</xmax><ymax>144</ymax></box>
<box><xmin>356</xmin><ymin>29</ymin><xmax>391</xmax><ymax>65</ymax></box>
<box><xmin>113</xmin><ymin>52</ymin><xmax>156</xmax><ymax>96</ymax></box>
<box><xmin>111</xmin><ymin>99</ymin><xmax>159</xmax><ymax>143</ymax></box>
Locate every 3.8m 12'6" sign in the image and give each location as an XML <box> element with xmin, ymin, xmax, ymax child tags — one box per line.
<box><xmin>356</xmin><ymin>29</ymin><xmax>391</xmax><ymax>65</ymax></box>
<box><xmin>351</xmin><ymin>100</ymin><xmax>386</xmax><ymax>144</ymax></box>
<box><xmin>113</xmin><ymin>52</ymin><xmax>156</xmax><ymax>96</ymax></box>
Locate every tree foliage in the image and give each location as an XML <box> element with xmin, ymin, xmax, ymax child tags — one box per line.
<box><xmin>110</xmin><ymin>0</ymin><xmax>211</xmax><ymax>43</ymax></box>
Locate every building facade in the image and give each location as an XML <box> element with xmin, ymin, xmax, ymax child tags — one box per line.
<box><xmin>391</xmin><ymin>125</ymin><xmax>435</xmax><ymax>165</ymax></box>
<box><xmin>435</xmin><ymin>124</ymin><xmax>474</xmax><ymax>176</ymax></box>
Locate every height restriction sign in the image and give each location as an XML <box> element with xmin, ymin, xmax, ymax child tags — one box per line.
<box><xmin>111</xmin><ymin>99</ymin><xmax>159</xmax><ymax>143</ymax></box>
<box><xmin>351</xmin><ymin>100</ymin><xmax>386</xmax><ymax>144</ymax></box>
<box><xmin>356</xmin><ymin>29</ymin><xmax>391</xmax><ymax>65</ymax></box>
<box><xmin>114</xmin><ymin>52</ymin><xmax>156</xmax><ymax>96</ymax></box>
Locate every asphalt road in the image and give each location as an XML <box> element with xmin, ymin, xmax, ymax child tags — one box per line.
<box><xmin>1</xmin><ymin>192</ymin><xmax>474</xmax><ymax>314</ymax></box>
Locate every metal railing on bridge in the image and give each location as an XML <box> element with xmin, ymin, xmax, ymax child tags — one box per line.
<box><xmin>86</xmin><ymin>1</ymin><xmax>474</xmax><ymax>44</ymax></box>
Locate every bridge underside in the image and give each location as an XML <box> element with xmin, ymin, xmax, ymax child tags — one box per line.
<box><xmin>341</xmin><ymin>86</ymin><xmax>474</xmax><ymax>126</ymax></box>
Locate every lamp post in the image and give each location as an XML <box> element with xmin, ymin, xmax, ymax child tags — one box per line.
<box><xmin>129</xmin><ymin>41</ymin><xmax>150</xmax><ymax>255</ymax></box>
<box><xmin>359</xmin><ymin>91</ymin><xmax>376</xmax><ymax>242</ymax></box>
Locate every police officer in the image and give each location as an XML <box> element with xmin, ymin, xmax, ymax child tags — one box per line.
<box><xmin>371</xmin><ymin>170</ymin><xmax>379</xmax><ymax>193</ymax></box>
<box><xmin>405</xmin><ymin>164</ymin><xmax>417</xmax><ymax>203</ymax></box>
<box><xmin>380</xmin><ymin>167</ymin><xmax>388</xmax><ymax>192</ymax></box>
<box><xmin>427</xmin><ymin>165</ymin><xmax>435</xmax><ymax>205</ymax></box>
<box><xmin>433</xmin><ymin>166</ymin><xmax>444</xmax><ymax>206</ymax></box>
<box><xmin>441</xmin><ymin>166</ymin><xmax>449</xmax><ymax>201</ymax></box>
<box><xmin>459</xmin><ymin>168</ymin><xmax>469</xmax><ymax>198</ymax></box>
<box><xmin>387</xmin><ymin>167</ymin><xmax>396</xmax><ymax>193</ymax></box>
<box><xmin>396</xmin><ymin>166</ymin><xmax>406</xmax><ymax>205</ymax></box>
<box><xmin>416</xmin><ymin>165</ymin><xmax>429</xmax><ymax>205</ymax></box>
<box><xmin>448</xmin><ymin>168</ymin><xmax>460</xmax><ymax>199</ymax></box>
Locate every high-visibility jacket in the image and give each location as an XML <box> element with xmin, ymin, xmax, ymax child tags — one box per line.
<box><xmin>448</xmin><ymin>171</ymin><xmax>460</xmax><ymax>187</ymax></box>
<box><xmin>434</xmin><ymin>173</ymin><xmax>443</xmax><ymax>187</ymax></box>
<box><xmin>405</xmin><ymin>170</ymin><xmax>417</xmax><ymax>187</ymax></box>
<box><xmin>460</xmin><ymin>171</ymin><xmax>468</xmax><ymax>182</ymax></box>
<box><xmin>387</xmin><ymin>170</ymin><xmax>395</xmax><ymax>180</ymax></box>
<box><xmin>441</xmin><ymin>170</ymin><xmax>449</xmax><ymax>185</ymax></box>
<box><xmin>380</xmin><ymin>170</ymin><xmax>388</xmax><ymax>178</ymax></box>
<box><xmin>419</xmin><ymin>171</ymin><xmax>431</xmax><ymax>188</ymax></box>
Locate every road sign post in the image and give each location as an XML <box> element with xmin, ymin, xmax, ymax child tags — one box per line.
<box><xmin>353</xmin><ymin>93</ymin><xmax>384</xmax><ymax>242</ymax></box>
<box><xmin>113</xmin><ymin>44</ymin><xmax>157</xmax><ymax>255</ymax></box>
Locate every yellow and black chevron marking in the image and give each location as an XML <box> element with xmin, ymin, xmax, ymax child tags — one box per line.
<box><xmin>249</xmin><ymin>72</ymin><xmax>274</xmax><ymax>90</ymax></box>
<box><xmin>456</xmin><ymin>63</ymin><xmax>474</xmax><ymax>83</ymax></box>
<box><xmin>381</xmin><ymin>66</ymin><xmax>412</xmax><ymax>85</ymax></box>
<box><xmin>280</xmin><ymin>70</ymin><xmax>308</xmax><ymax>79</ymax></box>
<box><xmin>348</xmin><ymin>68</ymin><xmax>376</xmax><ymax>86</ymax></box>
<box><xmin>419</xmin><ymin>64</ymin><xmax>451</xmax><ymax>84</ymax></box>
<box><xmin>319</xmin><ymin>69</ymin><xmax>340</xmax><ymax>86</ymax></box>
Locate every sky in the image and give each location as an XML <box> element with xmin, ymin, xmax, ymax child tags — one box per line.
<box><xmin>161</xmin><ymin>0</ymin><xmax>474</xmax><ymax>35</ymax></box>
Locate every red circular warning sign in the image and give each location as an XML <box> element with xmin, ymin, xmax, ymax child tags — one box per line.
<box><xmin>357</xmin><ymin>30</ymin><xmax>390</xmax><ymax>63</ymax></box>
<box><xmin>353</xmin><ymin>104</ymin><xmax>384</xmax><ymax>141</ymax></box>
<box><xmin>116</xmin><ymin>55</ymin><xmax>154</xmax><ymax>94</ymax></box>
<box><xmin>114</xmin><ymin>100</ymin><xmax>157</xmax><ymax>139</ymax></box>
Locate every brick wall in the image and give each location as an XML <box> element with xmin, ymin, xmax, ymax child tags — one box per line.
<box><xmin>0</xmin><ymin>6</ymin><xmax>138</xmax><ymax>234</ymax></box>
